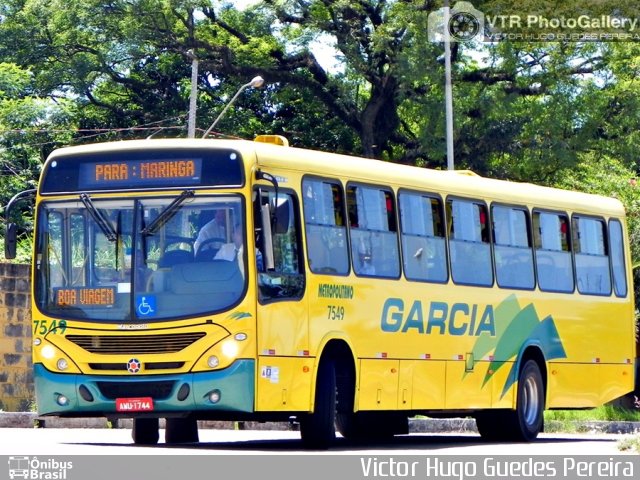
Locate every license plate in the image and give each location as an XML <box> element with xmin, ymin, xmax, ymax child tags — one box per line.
<box><xmin>115</xmin><ymin>397</ymin><xmax>154</xmax><ymax>412</ymax></box>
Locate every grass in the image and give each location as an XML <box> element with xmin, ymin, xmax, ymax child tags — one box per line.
<box><xmin>618</xmin><ymin>435</ymin><xmax>640</xmax><ymax>454</ymax></box>
<box><xmin>544</xmin><ymin>405</ymin><xmax>640</xmax><ymax>453</ymax></box>
<box><xmin>544</xmin><ymin>405</ymin><xmax>640</xmax><ymax>423</ymax></box>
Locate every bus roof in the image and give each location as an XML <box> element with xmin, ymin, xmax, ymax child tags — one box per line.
<box><xmin>250</xmin><ymin>140</ymin><xmax>626</xmax><ymax>218</ymax></box>
<box><xmin>47</xmin><ymin>138</ymin><xmax>625</xmax><ymax>217</ymax></box>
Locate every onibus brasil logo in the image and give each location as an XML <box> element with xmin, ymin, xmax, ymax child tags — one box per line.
<box><xmin>8</xmin><ymin>456</ymin><xmax>73</xmax><ymax>480</ymax></box>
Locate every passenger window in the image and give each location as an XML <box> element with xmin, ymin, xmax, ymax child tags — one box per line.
<box><xmin>302</xmin><ymin>178</ymin><xmax>349</xmax><ymax>275</ymax></box>
<box><xmin>609</xmin><ymin>219</ymin><xmax>628</xmax><ymax>297</ymax></box>
<box><xmin>399</xmin><ymin>192</ymin><xmax>447</xmax><ymax>283</ymax></box>
<box><xmin>533</xmin><ymin>211</ymin><xmax>574</xmax><ymax>293</ymax></box>
<box><xmin>572</xmin><ymin>216</ymin><xmax>611</xmax><ymax>295</ymax></box>
<box><xmin>347</xmin><ymin>184</ymin><xmax>400</xmax><ymax>278</ymax></box>
<box><xmin>448</xmin><ymin>198</ymin><xmax>493</xmax><ymax>286</ymax></box>
<box><xmin>492</xmin><ymin>205</ymin><xmax>534</xmax><ymax>290</ymax></box>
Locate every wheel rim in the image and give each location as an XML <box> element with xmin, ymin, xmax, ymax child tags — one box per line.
<box><xmin>522</xmin><ymin>375</ymin><xmax>540</xmax><ymax>426</ymax></box>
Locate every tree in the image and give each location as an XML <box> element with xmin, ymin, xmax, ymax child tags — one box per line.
<box><xmin>0</xmin><ymin>62</ymin><xmax>76</xmax><ymax>207</ymax></box>
<box><xmin>0</xmin><ymin>0</ymin><xmax>639</xmax><ymax>178</ymax></box>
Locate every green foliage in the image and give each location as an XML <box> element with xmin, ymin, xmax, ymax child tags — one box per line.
<box><xmin>551</xmin><ymin>155</ymin><xmax>640</xmax><ymax>313</ymax></box>
<box><xmin>544</xmin><ymin>404</ymin><xmax>640</xmax><ymax>440</ymax></box>
<box><xmin>0</xmin><ymin>237</ymin><xmax>32</xmax><ymax>264</ymax></box>
<box><xmin>0</xmin><ymin>2</ymin><xmax>639</xmax><ymax>233</ymax></box>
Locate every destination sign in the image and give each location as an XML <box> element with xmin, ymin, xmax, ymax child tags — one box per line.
<box><xmin>39</xmin><ymin>148</ymin><xmax>245</xmax><ymax>193</ymax></box>
<box><xmin>79</xmin><ymin>158</ymin><xmax>202</xmax><ymax>188</ymax></box>
<box><xmin>55</xmin><ymin>287</ymin><xmax>116</xmax><ymax>307</ymax></box>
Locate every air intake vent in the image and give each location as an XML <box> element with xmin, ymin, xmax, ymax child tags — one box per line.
<box><xmin>96</xmin><ymin>381</ymin><xmax>175</xmax><ymax>400</ymax></box>
<box><xmin>66</xmin><ymin>332</ymin><xmax>206</xmax><ymax>354</ymax></box>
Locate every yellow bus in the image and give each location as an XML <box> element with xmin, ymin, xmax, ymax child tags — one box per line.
<box><xmin>4</xmin><ymin>136</ymin><xmax>636</xmax><ymax>448</ymax></box>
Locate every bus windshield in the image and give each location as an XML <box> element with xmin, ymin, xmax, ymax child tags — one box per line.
<box><xmin>35</xmin><ymin>194</ymin><xmax>246</xmax><ymax>321</ymax></box>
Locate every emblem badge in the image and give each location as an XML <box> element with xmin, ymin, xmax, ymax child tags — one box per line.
<box><xmin>127</xmin><ymin>358</ymin><xmax>141</xmax><ymax>374</ymax></box>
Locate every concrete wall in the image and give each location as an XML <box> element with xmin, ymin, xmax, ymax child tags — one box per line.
<box><xmin>0</xmin><ymin>263</ymin><xmax>33</xmax><ymax>411</ymax></box>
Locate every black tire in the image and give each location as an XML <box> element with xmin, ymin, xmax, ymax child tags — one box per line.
<box><xmin>337</xmin><ymin>412</ymin><xmax>407</xmax><ymax>441</ymax></box>
<box><xmin>132</xmin><ymin>418</ymin><xmax>159</xmax><ymax>445</ymax></box>
<box><xmin>300</xmin><ymin>359</ymin><xmax>337</xmax><ymax>449</ymax></box>
<box><xmin>475</xmin><ymin>410</ymin><xmax>508</xmax><ymax>441</ymax></box>
<box><xmin>476</xmin><ymin>359</ymin><xmax>545</xmax><ymax>442</ymax></box>
<box><xmin>165</xmin><ymin>417</ymin><xmax>199</xmax><ymax>444</ymax></box>
<box><xmin>513</xmin><ymin>360</ymin><xmax>545</xmax><ymax>441</ymax></box>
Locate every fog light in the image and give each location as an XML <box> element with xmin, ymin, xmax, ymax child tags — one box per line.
<box><xmin>56</xmin><ymin>394</ymin><xmax>69</xmax><ymax>406</ymax></box>
<box><xmin>208</xmin><ymin>390</ymin><xmax>221</xmax><ymax>404</ymax></box>
<box><xmin>34</xmin><ymin>338</ymin><xmax>42</xmax><ymax>346</ymax></box>
<box><xmin>234</xmin><ymin>333</ymin><xmax>247</xmax><ymax>341</ymax></box>
<box><xmin>56</xmin><ymin>358</ymin><xmax>68</xmax><ymax>371</ymax></box>
<box><xmin>207</xmin><ymin>355</ymin><xmax>219</xmax><ymax>368</ymax></box>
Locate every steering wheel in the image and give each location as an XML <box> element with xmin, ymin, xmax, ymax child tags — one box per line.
<box><xmin>195</xmin><ymin>237</ymin><xmax>226</xmax><ymax>261</ymax></box>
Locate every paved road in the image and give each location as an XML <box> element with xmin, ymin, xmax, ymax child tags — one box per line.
<box><xmin>0</xmin><ymin>427</ymin><xmax>637</xmax><ymax>455</ymax></box>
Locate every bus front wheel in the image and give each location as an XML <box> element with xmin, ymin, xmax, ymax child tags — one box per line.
<box><xmin>132</xmin><ymin>417</ymin><xmax>159</xmax><ymax>445</ymax></box>
<box><xmin>299</xmin><ymin>359</ymin><xmax>337</xmax><ymax>449</ymax></box>
<box><xmin>165</xmin><ymin>417</ymin><xmax>199</xmax><ymax>444</ymax></box>
<box><xmin>476</xmin><ymin>359</ymin><xmax>545</xmax><ymax>442</ymax></box>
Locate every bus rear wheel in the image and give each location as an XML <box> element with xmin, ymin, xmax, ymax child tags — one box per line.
<box><xmin>476</xmin><ymin>359</ymin><xmax>545</xmax><ymax>442</ymax></box>
<box><xmin>132</xmin><ymin>418</ymin><xmax>159</xmax><ymax>445</ymax></box>
<box><xmin>299</xmin><ymin>359</ymin><xmax>337</xmax><ymax>449</ymax></box>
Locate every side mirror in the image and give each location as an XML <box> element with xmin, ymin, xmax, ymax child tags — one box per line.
<box><xmin>5</xmin><ymin>222</ymin><xmax>17</xmax><ymax>259</ymax></box>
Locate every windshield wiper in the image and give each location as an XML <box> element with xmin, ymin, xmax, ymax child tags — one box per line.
<box><xmin>79</xmin><ymin>193</ymin><xmax>117</xmax><ymax>242</ymax></box>
<box><xmin>141</xmin><ymin>190</ymin><xmax>195</xmax><ymax>236</ymax></box>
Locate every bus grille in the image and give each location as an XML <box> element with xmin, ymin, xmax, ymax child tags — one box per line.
<box><xmin>66</xmin><ymin>333</ymin><xmax>206</xmax><ymax>354</ymax></box>
<box><xmin>89</xmin><ymin>362</ymin><xmax>185</xmax><ymax>371</ymax></box>
<box><xmin>96</xmin><ymin>381</ymin><xmax>175</xmax><ymax>400</ymax></box>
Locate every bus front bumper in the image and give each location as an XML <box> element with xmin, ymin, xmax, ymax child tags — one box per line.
<box><xmin>34</xmin><ymin>359</ymin><xmax>255</xmax><ymax>416</ymax></box>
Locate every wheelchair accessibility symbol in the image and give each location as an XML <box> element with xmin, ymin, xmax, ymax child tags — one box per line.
<box><xmin>136</xmin><ymin>295</ymin><xmax>156</xmax><ymax>317</ymax></box>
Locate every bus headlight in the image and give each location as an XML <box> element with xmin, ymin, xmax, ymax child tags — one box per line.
<box><xmin>192</xmin><ymin>333</ymin><xmax>251</xmax><ymax>372</ymax></box>
<box><xmin>221</xmin><ymin>340</ymin><xmax>239</xmax><ymax>358</ymax></box>
<box><xmin>41</xmin><ymin>345</ymin><xmax>56</xmax><ymax>359</ymax></box>
<box><xmin>37</xmin><ymin>342</ymin><xmax>80</xmax><ymax>373</ymax></box>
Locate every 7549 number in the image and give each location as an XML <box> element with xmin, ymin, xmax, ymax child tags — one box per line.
<box><xmin>33</xmin><ymin>319</ymin><xmax>67</xmax><ymax>335</ymax></box>
<box><xmin>327</xmin><ymin>305</ymin><xmax>345</xmax><ymax>321</ymax></box>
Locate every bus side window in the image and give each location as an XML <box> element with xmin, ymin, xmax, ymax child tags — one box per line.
<box><xmin>533</xmin><ymin>210</ymin><xmax>574</xmax><ymax>293</ymax></box>
<box><xmin>573</xmin><ymin>215</ymin><xmax>611</xmax><ymax>296</ymax></box>
<box><xmin>399</xmin><ymin>191</ymin><xmax>447</xmax><ymax>283</ymax></box>
<box><xmin>448</xmin><ymin>198</ymin><xmax>493</xmax><ymax>286</ymax></box>
<box><xmin>492</xmin><ymin>205</ymin><xmax>535</xmax><ymax>290</ymax></box>
<box><xmin>346</xmin><ymin>184</ymin><xmax>400</xmax><ymax>278</ymax></box>
<box><xmin>609</xmin><ymin>219</ymin><xmax>628</xmax><ymax>297</ymax></box>
<box><xmin>302</xmin><ymin>178</ymin><xmax>349</xmax><ymax>275</ymax></box>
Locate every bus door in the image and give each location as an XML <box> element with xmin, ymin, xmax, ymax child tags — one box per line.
<box><xmin>252</xmin><ymin>187</ymin><xmax>311</xmax><ymax>411</ymax></box>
